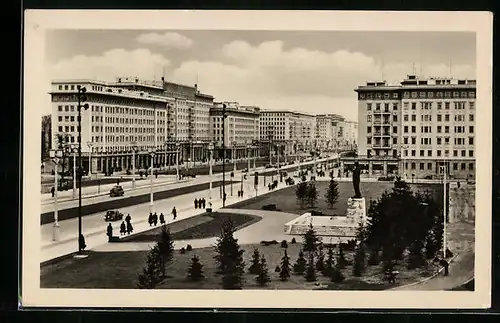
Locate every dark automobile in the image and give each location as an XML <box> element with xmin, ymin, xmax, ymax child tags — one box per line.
<box><xmin>180</xmin><ymin>170</ymin><xmax>196</xmax><ymax>178</ymax></box>
<box><xmin>110</xmin><ymin>185</ymin><xmax>124</xmax><ymax>197</ymax></box>
<box><xmin>265</xmin><ymin>164</ymin><xmax>272</xmax><ymax>169</ymax></box>
<box><xmin>104</xmin><ymin>210</ymin><xmax>124</xmax><ymax>222</ymax></box>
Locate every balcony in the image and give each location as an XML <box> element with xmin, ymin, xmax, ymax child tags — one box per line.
<box><xmin>373</xmin><ymin>132</ymin><xmax>391</xmax><ymax>137</ymax></box>
<box><xmin>372</xmin><ymin>142</ymin><xmax>391</xmax><ymax>148</ymax></box>
<box><xmin>373</xmin><ymin>109</ymin><xmax>392</xmax><ymax>115</ymax></box>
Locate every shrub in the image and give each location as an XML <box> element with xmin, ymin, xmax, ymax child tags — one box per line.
<box><xmin>248</xmin><ymin>248</ymin><xmax>261</xmax><ymax>275</ymax></box>
<box><xmin>261</xmin><ymin>204</ymin><xmax>277</xmax><ymax>211</ymax></box>
<box><xmin>180</xmin><ymin>247</ymin><xmax>186</xmax><ymax>254</ymax></box>
<box><xmin>291</xmin><ymin>238</ymin><xmax>296</xmax><ymax>244</ymax></box>
<box><xmin>293</xmin><ymin>250</ymin><xmax>307</xmax><ymax>275</ymax></box>
<box><xmin>260</xmin><ymin>240</ymin><xmax>279</xmax><ymax>246</ymax></box>
<box><xmin>281</xmin><ymin>240</ymin><xmax>288</xmax><ymax>248</ymax></box>
<box><xmin>186</xmin><ymin>244</ymin><xmax>193</xmax><ymax>251</ymax></box>
<box><xmin>274</xmin><ymin>265</ymin><xmax>281</xmax><ymax>273</ymax></box>
<box><xmin>187</xmin><ymin>255</ymin><xmax>204</xmax><ymax>281</ymax></box>
<box><xmin>255</xmin><ymin>256</ymin><xmax>271</xmax><ymax>286</ymax></box>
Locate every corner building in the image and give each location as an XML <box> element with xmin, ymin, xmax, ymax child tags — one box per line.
<box><xmin>354</xmin><ymin>74</ymin><xmax>476</xmax><ymax>180</ymax></box>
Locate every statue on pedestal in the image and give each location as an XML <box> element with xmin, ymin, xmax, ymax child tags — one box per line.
<box><xmin>352</xmin><ymin>161</ymin><xmax>362</xmax><ymax>198</ymax></box>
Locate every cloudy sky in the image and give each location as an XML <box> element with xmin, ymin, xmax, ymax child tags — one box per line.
<box><xmin>45</xmin><ymin>30</ymin><xmax>476</xmax><ymax>121</ymax></box>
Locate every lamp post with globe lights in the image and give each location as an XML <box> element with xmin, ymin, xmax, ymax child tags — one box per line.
<box><xmin>148</xmin><ymin>147</ymin><xmax>157</xmax><ymax>214</ymax></box>
<box><xmin>87</xmin><ymin>141</ymin><xmax>94</xmax><ymax>178</ymax></box>
<box><xmin>49</xmin><ymin>149</ymin><xmax>63</xmax><ymax>241</ymax></box>
<box><xmin>76</xmin><ymin>85</ymin><xmax>89</xmax><ymax>253</ymax></box>
<box><xmin>131</xmin><ymin>142</ymin><xmax>138</xmax><ymax>189</ymax></box>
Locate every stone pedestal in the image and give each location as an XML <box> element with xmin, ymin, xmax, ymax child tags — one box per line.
<box><xmin>346</xmin><ymin>197</ymin><xmax>367</xmax><ymax>225</ymax></box>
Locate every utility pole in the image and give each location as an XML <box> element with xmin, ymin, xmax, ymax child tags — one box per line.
<box><xmin>222</xmin><ymin>104</ymin><xmax>228</xmax><ymax>207</ymax></box>
<box><xmin>77</xmin><ymin>85</ymin><xmax>89</xmax><ymax>253</ymax></box>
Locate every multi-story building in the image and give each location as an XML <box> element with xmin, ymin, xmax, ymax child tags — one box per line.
<box><xmin>210</xmin><ymin>102</ymin><xmax>260</xmax><ymax>160</ymax></box>
<box><xmin>341</xmin><ymin>120</ymin><xmax>358</xmax><ymax>150</ymax></box>
<box><xmin>50</xmin><ymin>77</ymin><xmax>214</xmax><ymax>173</ymax></box>
<box><xmin>315</xmin><ymin>114</ymin><xmax>337</xmax><ymax>151</ymax></box>
<box><xmin>259</xmin><ymin>110</ymin><xmax>316</xmax><ymax>157</ymax></box>
<box><xmin>353</xmin><ymin>74</ymin><xmax>476</xmax><ymax>179</ymax></box>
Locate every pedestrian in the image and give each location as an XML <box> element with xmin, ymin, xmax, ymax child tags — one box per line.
<box><xmin>439</xmin><ymin>259</ymin><xmax>450</xmax><ymax>276</ymax></box>
<box><xmin>172</xmin><ymin>206</ymin><xmax>177</xmax><ymax>220</ymax></box>
<box><xmin>194</xmin><ymin>198</ymin><xmax>198</xmax><ymax>209</ymax></box>
<box><xmin>106</xmin><ymin>223</ymin><xmax>113</xmax><ymax>242</ymax></box>
<box><xmin>51</xmin><ymin>186</ymin><xmax>55</xmax><ymax>197</ymax></box>
<box><xmin>125</xmin><ymin>214</ymin><xmax>131</xmax><ymax>223</ymax></box>
<box><xmin>223</xmin><ymin>193</ymin><xmax>227</xmax><ymax>203</ymax></box>
<box><xmin>148</xmin><ymin>212</ymin><xmax>153</xmax><ymax>226</ymax></box>
<box><xmin>159</xmin><ymin>213</ymin><xmax>165</xmax><ymax>225</ymax></box>
<box><xmin>202</xmin><ymin>198</ymin><xmax>206</xmax><ymax>208</ymax></box>
<box><xmin>120</xmin><ymin>221</ymin><xmax>126</xmax><ymax>236</ymax></box>
<box><xmin>153</xmin><ymin>212</ymin><xmax>158</xmax><ymax>226</ymax></box>
<box><xmin>126</xmin><ymin>221</ymin><xmax>133</xmax><ymax>235</ymax></box>
<box><xmin>79</xmin><ymin>234</ymin><xmax>86</xmax><ymax>251</ymax></box>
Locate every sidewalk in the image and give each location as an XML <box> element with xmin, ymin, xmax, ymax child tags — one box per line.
<box><xmin>40</xmin><ymin>177</ymin><xmax>293</xmax><ymax>263</ymax></box>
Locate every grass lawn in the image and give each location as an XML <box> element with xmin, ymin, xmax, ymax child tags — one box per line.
<box><xmin>122</xmin><ymin>212</ymin><xmax>262</xmax><ymax>243</ymax></box>
<box><xmin>228</xmin><ymin>181</ymin><xmax>443</xmax><ymax>216</ymax></box>
<box><xmin>40</xmin><ymin>242</ymin><xmax>439</xmax><ymax>290</ymax></box>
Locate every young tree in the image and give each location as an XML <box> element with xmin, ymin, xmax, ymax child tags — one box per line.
<box><xmin>315</xmin><ymin>248</ymin><xmax>325</xmax><ymax>273</ymax></box>
<box><xmin>187</xmin><ymin>254</ymin><xmax>204</xmax><ymax>281</ymax></box>
<box><xmin>137</xmin><ymin>244</ymin><xmax>164</xmax><ymax>289</ymax></box>
<box><xmin>325</xmin><ymin>179</ymin><xmax>339</xmax><ymax>209</ymax></box>
<box><xmin>337</xmin><ymin>245</ymin><xmax>347</xmax><ymax>269</ymax></box>
<box><xmin>295</xmin><ymin>182</ymin><xmax>308</xmax><ymax>208</ymax></box>
<box><xmin>306</xmin><ymin>182</ymin><xmax>319</xmax><ymax>208</ymax></box>
<box><xmin>157</xmin><ymin>225</ymin><xmax>175</xmax><ymax>277</ymax></box>
<box><xmin>255</xmin><ymin>256</ymin><xmax>271</xmax><ymax>286</ymax></box>
<box><xmin>293</xmin><ymin>249</ymin><xmax>307</xmax><ymax>275</ymax></box>
<box><xmin>367</xmin><ymin>249</ymin><xmax>381</xmax><ymax>266</ymax></box>
<box><xmin>352</xmin><ymin>242</ymin><xmax>367</xmax><ymax>277</ymax></box>
<box><xmin>213</xmin><ymin>219</ymin><xmax>245</xmax><ymax>289</ymax></box>
<box><xmin>304</xmin><ymin>252</ymin><xmax>317</xmax><ymax>282</ymax></box>
<box><xmin>330</xmin><ymin>260</ymin><xmax>345</xmax><ymax>283</ymax></box>
<box><xmin>323</xmin><ymin>247</ymin><xmax>334</xmax><ymax>276</ymax></box>
<box><xmin>302</xmin><ymin>223</ymin><xmax>319</xmax><ymax>253</ymax></box>
<box><xmin>279</xmin><ymin>250</ymin><xmax>292</xmax><ymax>281</ymax></box>
<box><xmin>248</xmin><ymin>248</ymin><xmax>261</xmax><ymax>274</ymax></box>
<box><xmin>407</xmin><ymin>240</ymin><xmax>425</xmax><ymax>269</ymax></box>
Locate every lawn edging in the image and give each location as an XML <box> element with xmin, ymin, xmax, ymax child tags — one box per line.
<box><xmin>389</xmin><ymin>253</ymin><xmax>460</xmax><ymax>290</ymax></box>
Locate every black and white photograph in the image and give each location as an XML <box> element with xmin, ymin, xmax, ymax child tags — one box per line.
<box><xmin>23</xmin><ymin>10</ymin><xmax>492</xmax><ymax>309</ymax></box>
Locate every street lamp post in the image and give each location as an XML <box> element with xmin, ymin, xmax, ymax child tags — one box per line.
<box><xmin>233</xmin><ymin>141</ymin><xmax>237</xmax><ymax>173</ymax></box>
<box><xmin>222</xmin><ymin>104</ymin><xmax>228</xmax><ymax>207</ymax></box>
<box><xmin>49</xmin><ymin>149</ymin><xmax>63</xmax><ymax>241</ymax></box>
<box><xmin>440</xmin><ymin>164</ymin><xmax>448</xmax><ymax>258</ymax></box>
<box><xmin>71</xmin><ymin>148</ymin><xmax>77</xmax><ymax>199</ymax></box>
<box><xmin>87</xmin><ymin>142</ymin><xmax>93</xmax><ymax>178</ymax></box>
<box><xmin>76</xmin><ymin>86</ymin><xmax>89</xmax><ymax>253</ymax></box>
<box><xmin>208</xmin><ymin>142</ymin><xmax>214</xmax><ymax>211</ymax></box>
<box><xmin>148</xmin><ymin>147</ymin><xmax>156</xmax><ymax>214</ymax></box>
<box><xmin>175</xmin><ymin>143</ymin><xmax>180</xmax><ymax>181</ymax></box>
<box><xmin>131</xmin><ymin>142</ymin><xmax>138</xmax><ymax>189</ymax></box>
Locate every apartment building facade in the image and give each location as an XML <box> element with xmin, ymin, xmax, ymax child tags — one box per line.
<box><xmin>50</xmin><ymin>77</ymin><xmax>214</xmax><ymax>173</ymax></box>
<box><xmin>354</xmin><ymin>74</ymin><xmax>476</xmax><ymax>179</ymax></box>
<box><xmin>210</xmin><ymin>102</ymin><xmax>260</xmax><ymax>160</ymax></box>
<box><xmin>259</xmin><ymin>110</ymin><xmax>316</xmax><ymax>157</ymax></box>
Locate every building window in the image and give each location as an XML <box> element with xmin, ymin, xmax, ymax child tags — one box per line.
<box><xmin>393</xmin><ymin>115</ymin><xmax>398</xmax><ymax>122</ymax></box>
<box><xmin>428</xmin><ymin>162</ymin><xmax>432</xmax><ymax>170</ymax></box>
<box><xmin>393</xmin><ymin>126</ymin><xmax>397</xmax><ymax>133</ymax></box>
<box><xmin>437</xmin><ymin>114</ymin><xmax>442</xmax><ymax>122</ymax></box>
<box><xmin>419</xmin><ymin>163</ymin><xmax>424</xmax><ymax>170</ymax></box>
<box><xmin>404</xmin><ymin>114</ymin><xmax>409</xmax><ymax>121</ymax></box>
<box><xmin>411</xmin><ymin>137</ymin><xmax>416</xmax><ymax>145</ymax></box>
<box><xmin>411</xmin><ymin>126</ymin><xmax>416</xmax><ymax>133</ymax></box>
<box><xmin>437</xmin><ymin>150</ymin><xmax>441</xmax><ymax>157</ymax></box>
<box><xmin>411</xmin><ymin>115</ymin><xmax>416</xmax><ymax>122</ymax></box>
<box><xmin>404</xmin><ymin>102</ymin><xmax>409</xmax><ymax>110</ymax></box>
<box><xmin>404</xmin><ymin>126</ymin><xmax>408</xmax><ymax>133</ymax></box>
<box><xmin>469</xmin><ymin>137</ymin><xmax>474</xmax><ymax>145</ymax></box>
<box><xmin>469</xmin><ymin>126</ymin><xmax>474</xmax><ymax>133</ymax></box>
<box><xmin>367</xmin><ymin>115</ymin><xmax>372</xmax><ymax>122</ymax></box>
<box><xmin>411</xmin><ymin>162</ymin><xmax>416</xmax><ymax>169</ymax></box>
<box><xmin>393</xmin><ymin>103</ymin><xmax>398</xmax><ymax>110</ymax></box>
<box><xmin>419</xmin><ymin>150</ymin><xmax>424</xmax><ymax>156</ymax></box>
<box><xmin>453</xmin><ymin>150</ymin><xmax>458</xmax><ymax>157</ymax></box>
<box><xmin>469</xmin><ymin>114</ymin><xmax>474</xmax><ymax>122</ymax></box>
<box><xmin>411</xmin><ymin>150</ymin><xmax>416</xmax><ymax>157</ymax></box>
<box><xmin>403</xmin><ymin>137</ymin><xmax>408</xmax><ymax>144</ymax></box>
<box><xmin>461</xmin><ymin>163</ymin><xmax>466</xmax><ymax>170</ymax></box>
<box><xmin>469</xmin><ymin>163</ymin><xmax>474</xmax><ymax>170</ymax></box>
<box><xmin>469</xmin><ymin>101</ymin><xmax>475</xmax><ymax>109</ymax></box>
<box><xmin>445</xmin><ymin>102</ymin><xmax>450</xmax><ymax>109</ymax></box>
<box><xmin>367</xmin><ymin>137</ymin><xmax>372</xmax><ymax>144</ymax></box>
<box><xmin>393</xmin><ymin>137</ymin><xmax>397</xmax><ymax>144</ymax></box>
<box><xmin>367</xmin><ymin>126</ymin><xmax>371</xmax><ymax>133</ymax></box>
<box><xmin>445</xmin><ymin>126</ymin><xmax>449</xmax><ymax>133</ymax></box>
<box><xmin>428</xmin><ymin>150</ymin><xmax>432</xmax><ymax>157</ymax></box>
<box><xmin>412</xmin><ymin>103</ymin><xmax>416</xmax><ymax>110</ymax></box>
<box><xmin>367</xmin><ymin>103</ymin><xmax>372</xmax><ymax>111</ymax></box>
<box><xmin>453</xmin><ymin>163</ymin><xmax>458</xmax><ymax>170</ymax></box>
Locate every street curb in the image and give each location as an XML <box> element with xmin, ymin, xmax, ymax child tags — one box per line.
<box><xmin>40</xmin><ymin>250</ymin><xmax>91</xmax><ymax>267</ymax></box>
<box><xmin>41</xmin><ymin>178</ymin><xmax>186</xmax><ymax>206</ymax></box>
<box><xmin>389</xmin><ymin>253</ymin><xmax>460</xmax><ymax>290</ymax></box>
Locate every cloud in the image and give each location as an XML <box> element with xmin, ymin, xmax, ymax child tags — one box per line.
<box><xmin>50</xmin><ymin>48</ymin><xmax>171</xmax><ymax>82</ymax></box>
<box><xmin>136</xmin><ymin>32</ymin><xmax>193</xmax><ymax>50</ymax></box>
<box><xmin>168</xmin><ymin>40</ymin><xmax>475</xmax><ymax>120</ymax></box>
<box><xmin>46</xmin><ymin>40</ymin><xmax>476</xmax><ymax>121</ymax></box>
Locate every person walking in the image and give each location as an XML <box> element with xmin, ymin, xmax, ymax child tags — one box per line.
<box><xmin>125</xmin><ymin>214</ymin><xmax>131</xmax><ymax>224</ymax></box>
<box><xmin>106</xmin><ymin>223</ymin><xmax>113</xmax><ymax>242</ymax></box>
<box><xmin>159</xmin><ymin>213</ymin><xmax>165</xmax><ymax>225</ymax></box>
<box><xmin>153</xmin><ymin>212</ymin><xmax>158</xmax><ymax>226</ymax></box>
<box><xmin>120</xmin><ymin>221</ymin><xmax>126</xmax><ymax>236</ymax></box>
<box><xmin>79</xmin><ymin>234</ymin><xmax>86</xmax><ymax>251</ymax></box>
<box><xmin>172</xmin><ymin>206</ymin><xmax>177</xmax><ymax>220</ymax></box>
<box><xmin>194</xmin><ymin>198</ymin><xmax>198</xmax><ymax>209</ymax></box>
<box><xmin>148</xmin><ymin>212</ymin><xmax>153</xmax><ymax>226</ymax></box>
<box><xmin>51</xmin><ymin>186</ymin><xmax>55</xmax><ymax>198</ymax></box>
<box><xmin>202</xmin><ymin>198</ymin><xmax>206</xmax><ymax>209</ymax></box>
<box><xmin>126</xmin><ymin>220</ymin><xmax>133</xmax><ymax>235</ymax></box>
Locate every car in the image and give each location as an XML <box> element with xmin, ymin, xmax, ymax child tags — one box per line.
<box><xmin>180</xmin><ymin>170</ymin><xmax>196</xmax><ymax>178</ymax></box>
<box><xmin>104</xmin><ymin>210</ymin><xmax>124</xmax><ymax>222</ymax></box>
<box><xmin>242</xmin><ymin>168</ymin><xmax>249</xmax><ymax>173</ymax></box>
<box><xmin>109</xmin><ymin>185</ymin><xmax>124</xmax><ymax>197</ymax></box>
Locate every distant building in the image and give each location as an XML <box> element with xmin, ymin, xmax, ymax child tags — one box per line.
<box><xmin>354</xmin><ymin>74</ymin><xmax>476</xmax><ymax>179</ymax></box>
<box><xmin>210</xmin><ymin>102</ymin><xmax>260</xmax><ymax>160</ymax></box>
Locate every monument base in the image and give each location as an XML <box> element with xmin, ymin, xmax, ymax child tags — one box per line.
<box><xmin>346</xmin><ymin>197</ymin><xmax>368</xmax><ymax>225</ymax></box>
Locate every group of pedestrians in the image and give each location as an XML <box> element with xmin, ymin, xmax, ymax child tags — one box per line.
<box><xmin>194</xmin><ymin>198</ymin><xmax>206</xmax><ymax>209</ymax></box>
<box><xmin>148</xmin><ymin>207</ymin><xmax>178</xmax><ymax>226</ymax></box>
<box><xmin>119</xmin><ymin>214</ymin><xmax>134</xmax><ymax>236</ymax></box>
